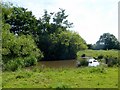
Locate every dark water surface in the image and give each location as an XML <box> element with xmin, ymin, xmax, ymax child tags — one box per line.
<box><xmin>26</xmin><ymin>60</ymin><xmax>77</xmax><ymax>69</ymax></box>
<box><xmin>38</xmin><ymin>59</ymin><xmax>77</xmax><ymax>68</ymax></box>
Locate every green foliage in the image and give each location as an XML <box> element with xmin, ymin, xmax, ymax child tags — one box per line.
<box><xmin>78</xmin><ymin>58</ymin><xmax>88</xmax><ymax>66</ymax></box>
<box><xmin>2</xmin><ymin>22</ymin><xmax>43</xmax><ymax>71</ymax></box>
<box><xmin>4</xmin><ymin>58</ymin><xmax>24</xmax><ymax>71</ymax></box>
<box><xmin>53</xmin><ymin>8</ymin><xmax>73</xmax><ymax>28</ymax></box>
<box><xmin>4</xmin><ymin>7</ymin><xmax>37</xmax><ymax>35</ymax></box>
<box><xmin>94</xmin><ymin>33</ymin><xmax>120</xmax><ymax>50</ymax></box>
<box><xmin>77</xmin><ymin>50</ymin><xmax>119</xmax><ymax>67</ymax></box>
<box><xmin>40</xmin><ymin>30</ymin><xmax>87</xmax><ymax>60</ymax></box>
<box><xmin>37</xmin><ymin>9</ymin><xmax>87</xmax><ymax>60</ymax></box>
<box><xmin>1</xmin><ymin>2</ymin><xmax>13</xmax><ymax>22</ymax></box>
<box><xmin>2</xmin><ymin>3</ymin><xmax>87</xmax><ymax>60</ymax></box>
<box><xmin>24</xmin><ymin>56</ymin><xmax>38</xmax><ymax>67</ymax></box>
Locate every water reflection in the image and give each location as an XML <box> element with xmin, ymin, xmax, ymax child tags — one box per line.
<box><xmin>37</xmin><ymin>60</ymin><xmax>76</xmax><ymax>68</ymax></box>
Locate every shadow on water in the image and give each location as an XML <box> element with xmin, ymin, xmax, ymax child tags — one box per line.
<box><xmin>39</xmin><ymin>59</ymin><xmax>76</xmax><ymax>68</ymax></box>
<box><xmin>26</xmin><ymin>60</ymin><xmax>77</xmax><ymax>70</ymax></box>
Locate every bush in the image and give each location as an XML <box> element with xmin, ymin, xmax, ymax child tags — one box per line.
<box><xmin>105</xmin><ymin>57</ymin><xmax>118</xmax><ymax>67</ymax></box>
<box><xmin>78</xmin><ymin>58</ymin><xmax>88</xmax><ymax>66</ymax></box>
<box><xmin>2</xmin><ymin>23</ymin><xmax>43</xmax><ymax>71</ymax></box>
<box><xmin>4</xmin><ymin>58</ymin><xmax>24</xmax><ymax>71</ymax></box>
<box><xmin>24</xmin><ymin>56</ymin><xmax>37</xmax><ymax>67</ymax></box>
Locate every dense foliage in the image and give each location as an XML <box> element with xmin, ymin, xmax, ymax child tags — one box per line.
<box><xmin>2</xmin><ymin>3</ymin><xmax>88</xmax><ymax>61</ymax></box>
<box><xmin>36</xmin><ymin>9</ymin><xmax>88</xmax><ymax>60</ymax></box>
<box><xmin>92</xmin><ymin>33</ymin><xmax>120</xmax><ymax>50</ymax></box>
<box><xmin>2</xmin><ymin>23</ymin><xmax>43</xmax><ymax>71</ymax></box>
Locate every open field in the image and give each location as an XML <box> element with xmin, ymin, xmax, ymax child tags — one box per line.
<box><xmin>2</xmin><ymin>67</ymin><xmax>118</xmax><ymax>88</ymax></box>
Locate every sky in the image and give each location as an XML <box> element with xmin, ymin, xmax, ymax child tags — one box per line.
<box><xmin>3</xmin><ymin>0</ymin><xmax>119</xmax><ymax>44</ymax></box>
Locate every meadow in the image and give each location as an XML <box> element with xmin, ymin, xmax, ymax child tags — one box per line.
<box><xmin>2</xmin><ymin>66</ymin><xmax>118</xmax><ymax>88</ymax></box>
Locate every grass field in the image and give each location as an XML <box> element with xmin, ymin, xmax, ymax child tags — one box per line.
<box><xmin>2</xmin><ymin>67</ymin><xmax>118</xmax><ymax>88</ymax></box>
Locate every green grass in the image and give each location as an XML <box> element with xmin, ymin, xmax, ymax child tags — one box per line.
<box><xmin>77</xmin><ymin>50</ymin><xmax>119</xmax><ymax>67</ymax></box>
<box><xmin>2</xmin><ymin>67</ymin><xmax>118</xmax><ymax>88</ymax></box>
<box><xmin>77</xmin><ymin>50</ymin><xmax>118</xmax><ymax>59</ymax></box>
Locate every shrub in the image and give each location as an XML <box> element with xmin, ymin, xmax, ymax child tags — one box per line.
<box><xmin>79</xmin><ymin>58</ymin><xmax>88</xmax><ymax>66</ymax></box>
<box><xmin>2</xmin><ymin>23</ymin><xmax>43</xmax><ymax>71</ymax></box>
<box><xmin>24</xmin><ymin>56</ymin><xmax>37</xmax><ymax>67</ymax></box>
<box><xmin>4</xmin><ymin>58</ymin><xmax>24</xmax><ymax>71</ymax></box>
<box><xmin>98</xmin><ymin>55</ymin><xmax>103</xmax><ymax>59</ymax></box>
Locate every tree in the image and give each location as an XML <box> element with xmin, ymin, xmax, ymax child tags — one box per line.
<box><xmin>2</xmin><ymin>2</ymin><xmax>88</xmax><ymax>61</ymax></box>
<box><xmin>95</xmin><ymin>33</ymin><xmax>120</xmax><ymax>50</ymax></box>
<box><xmin>2</xmin><ymin>4</ymin><xmax>38</xmax><ymax>35</ymax></box>
<box><xmin>87</xmin><ymin>44</ymin><xmax>93</xmax><ymax>49</ymax></box>
<box><xmin>37</xmin><ymin>9</ymin><xmax>87</xmax><ymax>60</ymax></box>
<box><xmin>53</xmin><ymin>8</ymin><xmax>73</xmax><ymax>28</ymax></box>
<box><xmin>2</xmin><ymin>22</ymin><xmax>43</xmax><ymax>71</ymax></box>
<box><xmin>43</xmin><ymin>30</ymin><xmax>88</xmax><ymax>60</ymax></box>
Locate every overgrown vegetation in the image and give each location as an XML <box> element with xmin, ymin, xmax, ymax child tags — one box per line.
<box><xmin>2</xmin><ymin>23</ymin><xmax>43</xmax><ymax>71</ymax></box>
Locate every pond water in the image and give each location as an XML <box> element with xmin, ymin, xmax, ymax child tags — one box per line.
<box><xmin>37</xmin><ymin>59</ymin><xmax>77</xmax><ymax>68</ymax></box>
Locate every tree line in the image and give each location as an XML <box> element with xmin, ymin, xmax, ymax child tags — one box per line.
<box><xmin>1</xmin><ymin>2</ymin><xmax>120</xmax><ymax>71</ymax></box>
<box><xmin>1</xmin><ymin>2</ymin><xmax>87</xmax><ymax>70</ymax></box>
<box><xmin>88</xmin><ymin>33</ymin><xmax>120</xmax><ymax>50</ymax></box>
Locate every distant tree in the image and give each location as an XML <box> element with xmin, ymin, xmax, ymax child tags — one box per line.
<box><xmin>95</xmin><ymin>33</ymin><xmax>120</xmax><ymax>50</ymax></box>
<box><xmin>87</xmin><ymin>44</ymin><xmax>93</xmax><ymax>49</ymax></box>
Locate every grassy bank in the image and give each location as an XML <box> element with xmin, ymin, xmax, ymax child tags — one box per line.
<box><xmin>77</xmin><ymin>50</ymin><xmax>118</xmax><ymax>58</ymax></box>
<box><xmin>2</xmin><ymin>67</ymin><xmax>118</xmax><ymax>88</ymax></box>
<box><xmin>77</xmin><ymin>50</ymin><xmax>119</xmax><ymax>67</ymax></box>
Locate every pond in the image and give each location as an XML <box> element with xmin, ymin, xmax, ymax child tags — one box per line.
<box><xmin>38</xmin><ymin>59</ymin><xmax>77</xmax><ymax>68</ymax></box>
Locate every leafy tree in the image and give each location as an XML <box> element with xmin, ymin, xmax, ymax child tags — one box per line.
<box><xmin>87</xmin><ymin>44</ymin><xmax>93</xmax><ymax>49</ymax></box>
<box><xmin>53</xmin><ymin>8</ymin><xmax>73</xmax><ymax>28</ymax></box>
<box><xmin>95</xmin><ymin>33</ymin><xmax>120</xmax><ymax>50</ymax></box>
<box><xmin>43</xmin><ymin>30</ymin><xmax>88</xmax><ymax>60</ymax></box>
<box><xmin>56</xmin><ymin>30</ymin><xmax>87</xmax><ymax>59</ymax></box>
<box><xmin>2</xmin><ymin>4</ymin><xmax>38</xmax><ymax>35</ymax></box>
<box><xmin>36</xmin><ymin>9</ymin><xmax>87</xmax><ymax>60</ymax></box>
<box><xmin>2</xmin><ymin>22</ymin><xmax>43</xmax><ymax>71</ymax></box>
<box><xmin>1</xmin><ymin>2</ymin><xmax>13</xmax><ymax>21</ymax></box>
<box><xmin>2</xmin><ymin>2</ymin><xmax>88</xmax><ymax>61</ymax></box>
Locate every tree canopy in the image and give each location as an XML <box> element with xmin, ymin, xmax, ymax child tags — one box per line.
<box><xmin>2</xmin><ymin>2</ymin><xmax>88</xmax><ymax>60</ymax></box>
<box><xmin>94</xmin><ymin>33</ymin><xmax>120</xmax><ymax>50</ymax></box>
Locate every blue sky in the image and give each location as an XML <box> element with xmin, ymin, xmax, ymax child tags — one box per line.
<box><xmin>3</xmin><ymin>0</ymin><xmax>119</xmax><ymax>44</ymax></box>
